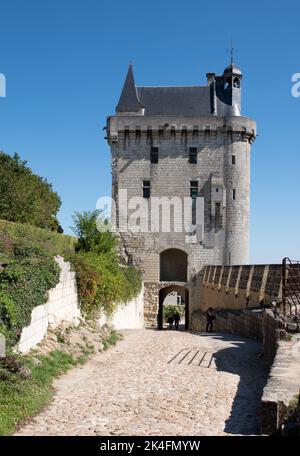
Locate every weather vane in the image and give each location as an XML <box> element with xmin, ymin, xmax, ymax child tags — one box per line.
<box><xmin>227</xmin><ymin>40</ymin><xmax>237</xmax><ymax>65</ymax></box>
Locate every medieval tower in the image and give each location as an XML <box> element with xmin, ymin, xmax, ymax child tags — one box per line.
<box><xmin>106</xmin><ymin>62</ymin><xmax>256</xmax><ymax>328</ymax></box>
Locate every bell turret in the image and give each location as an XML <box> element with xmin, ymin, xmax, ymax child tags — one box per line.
<box><xmin>220</xmin><ymin>62</ymin><xmax>242</xmax><ymax>116</ymax></box>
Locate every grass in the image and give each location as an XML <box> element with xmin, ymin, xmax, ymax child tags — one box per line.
<box><xmin>102</xmin><ymin>330</ymin><xmax>120</xmax><ymax>350</ymax></box>
<box><xmin>0</xmin><ymin>218</ymin><xmax>77</xmax><ymax>262</ymax></box>
<box><xmin>0</xmin><ymin>330</ymin><xmax>122</xmax><ymax>436</ymax></box>
<box><xmin>0</xmin><ymin>350</ymin><xmax>78</xmax><ymax>436</ymax></box>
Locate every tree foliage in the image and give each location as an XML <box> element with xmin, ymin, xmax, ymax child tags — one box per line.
<box><xmin>163</xmin><ymin>305</ymin><xmax>185</xmax><ymax>320</ymax></box>
<box><xmin>0</xmin><ymin>151</ymin><xmax>61</xmax><ymax>230</ymax></box>
<box><xmin>71</xmin><ymin>211</ymin><xmax>142</xmax><ymax>318</ymax></box>
<box><xmin>71</xmin><ymin>210</ymin><xmax>117</xmax><ymax>254</ymax></box>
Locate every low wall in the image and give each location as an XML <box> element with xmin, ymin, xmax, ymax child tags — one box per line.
<box><xmin>189</xmin><ymin>262</ymin><xmax>300</xmax><ymax>434</ymax></box>
<box><xmin>18</xmin><ymin>256</ymin><xmax>81</xmax><ymax>353</ymax></box>
<box><xmin>111</xmin><ymin>284</ymin><xmax>144</xmax><ymax>329</ymax></box>
<box><xmin>191</xmin><ymin>263</ymin><xmax>286</xmax><ymax>364</ymax></box>
<box><xmin>200</xmin><ymin>264</ymin><xmax>282</xmax><ymax>311</ymax></box>
<box><xmin>190</xmin><ymin>308</ymin><xmax>264</xmax><ymax>341</ymax></box>
<box><xmin>190</xmin><ymin>307</ymin><xmax>282</xmax><ymax>364</ymax></box>
<box><xmin>98</xmin><ymin>284</ymin><xmax>144</xmax><ymax>330</ymax></box>
<box><xmin>261</xmin><ymin>334</ymin><xmax>300</xmax><ymax>434</ymax></box>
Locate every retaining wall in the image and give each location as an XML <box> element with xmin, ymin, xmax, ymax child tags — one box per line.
<box><xmin>261</xmin><ymin>334</ymin><xmax>300</xmax><ymax>434</ymax></box>
<box><xmin>98</xmin><ymin>284</ymin><xmax>144</xmax><ymax>330</ymax></box>
<box><xmin>17</xmin><ymin>256</ymin><xmax>80</xmax><ymax>353</ymax></box>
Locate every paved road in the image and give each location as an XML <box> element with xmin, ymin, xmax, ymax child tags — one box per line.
<box><xmin>16</xmin><ymin>329</ymin><xmax>268</xmax><ymax>436</ymax></box>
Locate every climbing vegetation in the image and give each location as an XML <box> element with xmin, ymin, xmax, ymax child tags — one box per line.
<box><xmin>0</xmin><ymin>246</ymin><xmax>60</xmax><ymax>348</ymax></box>
<box><xmin>71</xmin><ymin>210</ymin><xmax>142</xmax><ymax>318</ymax></box>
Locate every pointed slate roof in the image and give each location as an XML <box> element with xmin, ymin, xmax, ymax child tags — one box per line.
<box><xmin>116</xmin><ymin>65</ymin><xmax>144</xmax><ymax>113</ymax></box>
<box><xmin>115</xmin><ymin>64</ymin><xmax>237</xmax><ymax>117</ymax></box>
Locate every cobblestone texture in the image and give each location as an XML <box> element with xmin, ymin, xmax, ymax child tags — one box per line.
<box><xmin>16</xmin><ymin>329</ymin><xmax>268</xmax><ymax>436</ymax></box>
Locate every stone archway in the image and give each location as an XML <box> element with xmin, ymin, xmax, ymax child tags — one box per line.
<box><xmin>158</xmin><ymin>285</ymin><xmax>189</xmax><ymax>331</ymax></box>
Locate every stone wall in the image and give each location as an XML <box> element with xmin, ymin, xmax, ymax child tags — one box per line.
<box><xmin>190</xmin><ymin>308</ymin><xmax>264</xmax><ymax>341</ymax></box>
<box><xmin>190</xmin><ymin>307</ymin><xmax>282</xmax><ymax>363</ymax></box>
<box><xmin>107</xmin><ymin>284</ymin><xmax>144</xmax><ymax>330</ymax></box>
<box><xmin>199</xmin><ymin>264</ymin><xmax>282</xmax><ymax>311</ymax></box>
<box><xmin>190</xmin><ymin>263</ymin><xmax>284</xmax><ymax>365</ymax></box>
<box><xmin>108</xmin><ymin>115</ymin><xmax>256</xmax><ymax>325</ymax></box>
<box><xmin>142</xmin><ymin>263</ymin><xmax>282</xmax><ymax>329</ymax></box>
<box><xmin>17</xmin><ymin>256</ymin><xmax>80</xmax><ymax>354</ymax></box>
<box><xmin>108</xmin><ymin>116</ymin><xmax>256</xmax><ymax>268</ymax></box>
<box><xmin>261</xmin><ymin>334</ymin><xmax>300</xmax><ymax>434</ymax></box>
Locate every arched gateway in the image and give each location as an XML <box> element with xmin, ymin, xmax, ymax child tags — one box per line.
<box><xmin>158</xmin><ymin>285</ymin><xmax>189</xmax><ymax>331</ymax></box>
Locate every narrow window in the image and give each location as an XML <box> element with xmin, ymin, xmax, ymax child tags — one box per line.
<box><xmin>147</xmin><ymin>128</ymin><xmax>152</xmax><ymax>143</ymax></box>
<box><xmin>216</xmin><ymin>187</ymin><xmax>219</xmax><ymax>193</ymax></box>
<box><xmin>124</xmin><ymin>128</ymin><xmax>129</xmax><ymax>142</ymax></box>
<box><xmin>232</xmin><ymin>155</ymin><xmax>236</xmax><ymax>165</ymax></box>
<box><xmin>233</xmin><ymin>77</ymin><xmax>240</xmax><ymax>88</ymax></box>
<box><xmin>143</xmin><ymin>180</ymin><xmax>151</xmax><ymax>199</ymax></box>
<box><xmin>190</xmin><ymin>181</ymin><xmax>199</xmax><ymax>225</ymax></box>
<box><xmin>150</xmin><ymin>147</ymin><xmax>158</xmax><ymax>164</ymax></box>
<box><xmin>135</xmin><ymin>129</ymin><xmax>141</xmax><ymax>144</ymax></box>
<box><xmin>189</xmin><ymin>147</ymin><xmax>197</xmax><ymax>164</ymax></box>
<box><xmin>215</xmin><ymin>203</ymin><xmax>221</xmax><ymax>231</ymax></box>
<box><xmin>233</xmin><ymin>189</ymin><xmax>236</xmax><ymax>200</ymax></box>
<box><xmin>177</xmin><ymin>295</ymin><xmax>181</xmax><ymax>305</ymax></box>
<box><xmin>190</xmin><ymin>181</ymin><xmax>199</xmax><ymax>198</ymax></box>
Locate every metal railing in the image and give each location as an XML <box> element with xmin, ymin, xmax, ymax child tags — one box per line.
<box><xmin>282</xmin><ymin>257</ymin><xmax>300</xmax><ymax>316</ymax></box>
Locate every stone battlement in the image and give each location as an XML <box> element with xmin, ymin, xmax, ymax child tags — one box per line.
<box><xmin>198</xmin><ymin>264</ymin><xmax>282</xmax><ymax>311</ymax></box>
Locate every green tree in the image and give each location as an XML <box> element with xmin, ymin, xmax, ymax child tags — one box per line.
<box><xmin>163</xmin><ymin>305</ymin><xmax>185</xmax><ymax>320</ymax></box>
<box><xmin>71</xmin><ymin>210</ymin><xmax>118</xmax><ymax>254</ymax></box>
<box><xmin>0</xmin><ymin>152</ymin><xmax>61</xmax><ymax>230</ymax></box>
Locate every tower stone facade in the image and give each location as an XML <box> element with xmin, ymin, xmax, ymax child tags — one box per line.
<box><xmin>106</xmin><ymin>63</ymin><xmax>256</xmax><ymax>327</ymax></box>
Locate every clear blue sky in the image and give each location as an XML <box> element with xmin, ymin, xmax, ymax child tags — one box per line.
<box><xmin>0</xmin><ymin>0</ymin><xmax>299</xmax><ymax>264</ymax></box>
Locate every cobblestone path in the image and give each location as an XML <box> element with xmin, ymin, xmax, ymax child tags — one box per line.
<box><xmin>16</xmin><ymin>329</ymin><xmax>268</xmax><ymax>436</ymax></box>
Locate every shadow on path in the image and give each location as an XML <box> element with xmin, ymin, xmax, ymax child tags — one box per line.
<box><xmin>198</xmin><ymin>332</ymin><xmax>269</xmax><ymax>435</ymax></box>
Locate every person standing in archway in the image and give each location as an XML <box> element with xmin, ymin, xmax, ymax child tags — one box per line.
<box><xmin>206</xmin><ymin>307</ymin><xmax>216</xmax><ymax>333</ymax></box>
<box><xmin>174</xmin><ymin>312</ymin><xmax>181</xmax><ymax>330</ymax></box>
<box><xmin>167</xmin><ymin>315</ymin><xmax>174</xmax><ymax>329</ymax></box>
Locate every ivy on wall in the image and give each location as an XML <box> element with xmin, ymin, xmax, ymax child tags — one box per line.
<box><xmin>0</xmin><ymin>246</ymin><xmax>60</xmax><ymax>348</ymax></box>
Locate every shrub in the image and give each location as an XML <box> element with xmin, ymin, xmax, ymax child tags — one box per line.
<box><xmin>73</xmin><ymin>252</ymin><xmax>142</xmax><ymax>318</ymax></box>
<box><xmin>71</xmin><ymin>254</ymin><xmax>100</xmax><ymax>317</ymax></box>
<box><xmin>72</xmin><ymin>210</ymin><xmax>118</xmax><ymax>254</ymax></box>
<box><xmin>70</xmin><ymin>210</ymin><xmax>142</xmax><ymax>319</ymax></box>
<box><xmin>163</xmin><ymin>305</ymin><xmax>185</xmax><ymax>320</ymax></box>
